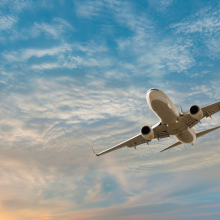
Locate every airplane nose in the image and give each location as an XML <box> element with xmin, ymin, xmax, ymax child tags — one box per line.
<box><xmin>146</xmin><ymin>88</ymin><xmax>159</xmax><ymax>103</ymax></box>
<box><xmin>147</xmin><ymin>88</ymin><xmax>159</xmax><ymax>93</ymax></box>
<box><xmin>147</xmin><ymin>88</ymin><xmax>159</xmax><ymax>97</ymax></box>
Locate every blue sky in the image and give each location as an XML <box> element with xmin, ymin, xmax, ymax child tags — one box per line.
<box><xmin>1</xmin><ymin>0</ymin><xmax>220</xmax><ymax>219</ymax></box>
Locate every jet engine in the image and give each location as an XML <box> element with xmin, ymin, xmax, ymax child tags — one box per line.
<box><xmin>141</xmin><ymin>126</ymin><xmax>154</xmax><ymax>140</ymax></box>
<box><xmin>189</xmin><ymin>105</ymin><xmax>203</xmax><ymax>120</ymax></box>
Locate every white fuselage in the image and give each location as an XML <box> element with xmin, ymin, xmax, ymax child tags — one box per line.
<box><xmin>146</xmin><ymin>89</ymin><xmax>196</xmax><ymax>144</ymax></box>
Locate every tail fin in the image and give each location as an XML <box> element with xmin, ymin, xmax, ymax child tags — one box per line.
<box><xmin>179</xmin><ymin>106</ymin><xmax>183</xmax><ymax>114</ymax></box>
<box><xmin>196</xmin><ymin>126</ymin><xmax>220</xmax><ymax>138</ymax></box>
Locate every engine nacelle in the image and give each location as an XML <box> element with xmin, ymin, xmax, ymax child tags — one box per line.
<box><xmin>141</xmin><ymin>126</ymin><xmax>154</xmax><ymax>140</ymax></box>
<box><xmin>189</xmin><ymin>105</ymin><xmax>203</xmax><ymax>121</ymax></box>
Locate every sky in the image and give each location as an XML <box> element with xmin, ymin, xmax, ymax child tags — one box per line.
<box><xmin>1</xmin><ymin>0</ymin><xmax>220</xmax><ymax>219</ymax></box>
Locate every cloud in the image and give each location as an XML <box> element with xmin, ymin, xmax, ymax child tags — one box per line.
<box><xmin>0</xmin><ymin>3</ymin><xmax>72</xmax><ymax>41</ymax></box>
<box><xmin>1</xmin><ymin>41</ymin><xmax>111</xmax><ymax>71</ymax></box>
<box><xmin>30</xmin><ymin>18</ymin><xmax>74</xmax><ymax>39</ymax></box>
<box><xmin>32</xmin><ymin>63</ymin><xmax>59</xmax><ymax>70</ymax></box>
<box><xmin>0</xmin><ymin>0</ymin><xmax>32</xmax><ymax>13</ymax></box>
<box><xmin>136</xmin><ymin>39</ymin><xmax>195</xmax><ymax>75</ymax></box>
<box><xmin>170</xmin><ymin>5</ymin><xmax>220</xmax><ymax>57</ymax></box>
<box><xmin>6</xmin><ymin>17</ymin><xmax>74</xmax><ymax>41</ymax></box>
<box><xmin>0</xmin><ymin>15</ymin><xmax>18</xmax><ymax>31</ymax></box>
<box><xmin>2</xmin><ymin>46</ymin><xmax>66</xmax><ymax>62</ymax></box>
<box><xmin>2</xmin><ymin>40</ymin><xmax>108</xmax><ymax>59</ymax></box>
<box><xmin>1</xmin><ymin>0</ymin><xmax>197</xmax><ymax>78</ymax></box>
<box><xmin>171</xmin><ymin>6</ymin><xmax>220</xmax><ymax>34</ymax></box>
<box><xmin>111</xmin><ymin>2</ymin><xmax>195</xmax><ymax>76</ymax></box>
<box><xmin>1</xmin><ymin>1</ymin><xmax>220</xmax><ymax>220</ymax></box>
<box><xmin>1</xmin><ymin>75</ymin><xmax>220</xmax><ymax>220</ymax></box>
<box><xmin>74</xmin><ymin>0</ymin><xmax>104</xmax><ymax>18</ymax></box>
<box><xmin>148</xmin><ymin>0</ymin><xmax>174</xmax><ymax>12</ymax></box>
<box><xmin>206</xmin><ymin>38</ymin><xmax>220</xmax><ymax>55</ymax></box>
<box><xmin>0</xmin><ymin>0</ymin><xmax>33</xmax><ymax>36</ymax></box>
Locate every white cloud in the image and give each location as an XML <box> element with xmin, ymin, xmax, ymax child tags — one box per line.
<box><xmin>74</xmin><ymin>0</ymin><xmax>104</xmax><ymax>18</ymax></box>
<box><xmin>32</xmin><ymin>63</ymin><xmax>59</xmax><ymax>70</ymax></box>
<box><xmin>8</xmin><ymin>17</ymin><xmax>75</xmax><ymax>41</ymax></box>
<box><xmin>76</xmin><ymin>41</ymin><xmax>108</xmax><ymax>54</ymax></box>
<box><xmin>0</xmin><ymin>15</ymin><xmax>17</xmax><ymax>31</ymax></box>
<box><xmin>2</xmin><ymin>46</ymin><xmax>66</xmax><ymax>62</ymax></box>
<box><xmin>2</xmin><ymin>41</ymin><xmax>112</xmax><ymax>71</ymax></box>
<box><xmin>148</xmin><ymin>0</ymin><xmax>174</xmax><ymax>11</ymax></box>
<box><xmin>2</xmin><ymin>40</ymin><xmax>108</xmax><ymax>62</ymax></box>
<box><xmin>31</xmin><ymin>18</ymin><xmax>74</xmax><ymax>39</ymax></box>
<box><xmin>0</xmin><ymin>77</ymin><xmax>148</xmax><ymax>151</ymax></box>
<box><xmin>206</xmin><ymin>38</ymin><xmax>220</xmax><ymax>55</ymax></box>
<box><xmin>107</xmin><ymin>1</ymin><xmax>195</xmax><ymax>76</ymax></box>
<box><xmin>136</xmin><ymin>40</ymin><xmax>195</xmax><ymax>75</ymax></box>
<box><xmin>170</xmin><ymin>5</ymin><xmax>220</xmax><ymax>57</ymax></box>
<box><xmin>0</xmin><ymin>0</ymin><xmax>33</xmax><ymax>37</ymax></box>
<box><xmin>1</xmin><ymin>2</ymin><xmax>220</xmax><ymax>219</ymax></box>
<box><xmin>172</xmin><ymin>7</ymin><xmax>220</xmax><ymax>34</ymax></box>
<box><xmin>0</xmin><ymin>0</ymin><xmax>32</xmax><ymax>13</ymax></box>
<box><xmin>1</xmin><ymin>75</ymin><xmax>220</xmax><ymax>220</ymax></box>
<box><xmin>161</xmin><ymin>0</ymin><xmax>173</xmax><ymax>7</ymax></box>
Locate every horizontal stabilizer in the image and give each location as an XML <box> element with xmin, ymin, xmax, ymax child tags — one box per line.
<box><xmin>160</xmin><ymin>141</ymin><xmax>182</xmax><ymax>152</ymax></box>
<box><xmin>196</xmin><ymin>126</ymin><xmax>220</xmax><ymax>138</ymax></box>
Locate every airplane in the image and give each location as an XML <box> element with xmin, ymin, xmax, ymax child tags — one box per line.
<box><xmin>92</xmin><ymin>88</ymin><xmax>220</xmax><ymax>156</ymax></box>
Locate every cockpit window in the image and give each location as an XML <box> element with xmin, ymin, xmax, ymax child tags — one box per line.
<box><xmin>147</xmin><ymin>88</ymin><xmax>159</xmax><ymax>93</ymax></box>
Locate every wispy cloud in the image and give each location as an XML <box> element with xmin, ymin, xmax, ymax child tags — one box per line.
<box><xmin>1</xmin><ymin>1</ymin><xmax>220</xmax><ymax>220</ymax></box>
<box><xmin>2</xmin><ymin>41</ymin><xmax>110</xmax><ymax>71</ymax></box>
<box><xmin>74</xmin><ymin>0</ymin><xmax>104</xmax><ymax>18</ymax></box>
<box><xmin>0</xmin><ymin>0</ymin><xmax>33</xmax><ymax>41</ymax></box>
<box><xmin>0</xmin><ymin>0</ymin><xmax>32</xmax><ymax>13</ymax></box>
<box><xmin>170</xmin><ymin>5</ymin><xmax>220</xmax><ymax>57</ymax></box>
<box><xmin>171</xmin><ymin>6</ymin><xmax>220</xmax><ymax>34</ymax></box>
<box><xmin>2</xmin><ymin>46</ymin><xmax>66</xmax><ymax>62</ymax></box>
<box><xmin>148</xmin><ymin>0</ymin><xmax>174</xmax><ymax>11</ymax></box>
<box><xmin>0</xmin><ymin>15</ymin><xmax>18</xmax><ymax>31</ymax></box>
<box><xmin>32</xmin><ymin>63</ymin><xmax>59</xmax><ymax>70</ymax></box>
<box><xmin>110</xmin><ymin>1</ymin><xmax>195</xmax><ymax>76</ymax></box>
<box><xmin>28</xmin><ymin>18</ymin><xmax>74</xmax><ymax>39</ymax></box>
<box><xmin>6</xmin><ymin>17</ymin><xmax>74</xmax><ymax>41</ymax></box>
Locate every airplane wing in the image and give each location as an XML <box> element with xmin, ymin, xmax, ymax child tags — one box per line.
<box><xmin>92</xmin><ymin>122</ymin><xmax>169</xmax><ymax>156</ymax></box>
<box><xmin>182</xmin><ymin>101</ymin><xmax>220</xmax><ymax>128</ymax></box>
<box><xmin>201</xmin><ymin>101</ymin><xmax>220</xmax><ymax>118</ymax></box>
<box><xmin>152</xmin><ymin>122</ymin><xmax>170</xmax><ymax>139</ymax></box>
<box><xmin>91</xmin><ymin>134</ymin><xmax>148</xmax><ymax>156</ymax></box>
<box><xmin>92</xmin><ymin>101</ymin><xmax>220</xmax><ymax>156</ymax></box>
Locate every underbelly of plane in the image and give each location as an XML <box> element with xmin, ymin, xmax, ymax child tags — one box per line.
<box><xmin>151</xmin><ymin>98</ymin><xmax>196</xmax><ymax>144</ymax></box>
<box><xmin>176</xmin><ymin>129</ymin><xmax>196</xmax><ymax>144</ymax></box>
<box><xmin>151</xmin><ymin>100</ymin><xmax>178</xmax><ymax>124</ymax></box>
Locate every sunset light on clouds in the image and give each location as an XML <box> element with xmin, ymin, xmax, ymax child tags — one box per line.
<box><xmin>1</xmin><ymin>0</ymin><xmax>220</xmax><ymax>219</ymax></box>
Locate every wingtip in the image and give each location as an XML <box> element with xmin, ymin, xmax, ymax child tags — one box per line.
<box><xmin>91</xmin><ymin>147</ymin><xmax>99</xmax><ymax>156</ymax></box>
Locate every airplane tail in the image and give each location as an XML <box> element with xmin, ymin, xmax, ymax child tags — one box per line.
<box><xmin>179</xmin><ymin>106</ymin><xmax>183</xmax><ymax>114</ymax></box>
